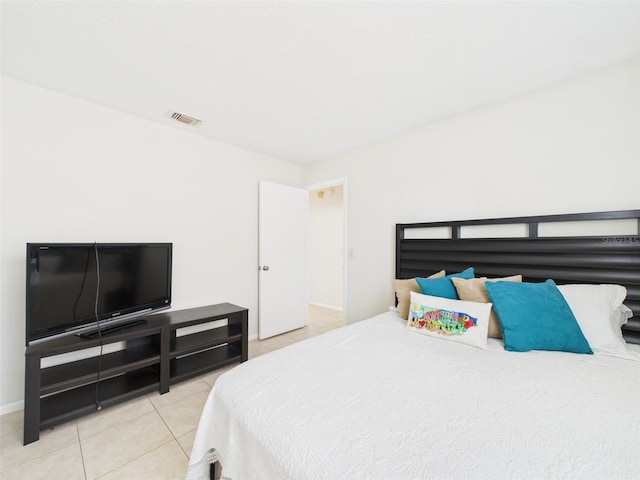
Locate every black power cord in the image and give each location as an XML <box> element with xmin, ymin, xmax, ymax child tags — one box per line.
<box><xmin>93</xmin><ymin>243</ymin><xmax>103</xmax><ymax>411</ymax></box>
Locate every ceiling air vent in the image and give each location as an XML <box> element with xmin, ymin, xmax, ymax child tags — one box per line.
<box><xmin>169</xmin><ymin>111</ymin><xmax>202</xmax><ymax>126</ymax></box>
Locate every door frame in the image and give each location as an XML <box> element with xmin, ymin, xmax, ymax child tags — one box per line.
<box><xmin>305</xmin><ymin>177</ymin><xmax>348</xmax><ymax>325</ymax></box>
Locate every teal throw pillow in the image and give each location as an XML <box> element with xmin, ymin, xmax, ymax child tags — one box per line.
<box><xmin>485</xmin><ymin>279</ymin><xmax>592</xmax><ymax>354</ymax></box>
<box><xmin>416</xmin><ymin>267</ymin><xmax>474</xmax><ymax>299</ymax></box>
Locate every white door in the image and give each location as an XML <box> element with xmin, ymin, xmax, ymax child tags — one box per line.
<box><xmin>258</xmin><ymin>181</ymin><xmax>309</xmax><ymax>339</ymax></box>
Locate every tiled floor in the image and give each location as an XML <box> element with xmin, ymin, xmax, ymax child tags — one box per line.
<box><xmin>0</xmin><ymin>305</ymin><xmax>342</xmax><ymax>480</ymax></box>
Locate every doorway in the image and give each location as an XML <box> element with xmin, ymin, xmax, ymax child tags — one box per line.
<box><xmin>306</xmin><ymin>178</ymin><xmax>347</xmax><ymax>327</ymax></box>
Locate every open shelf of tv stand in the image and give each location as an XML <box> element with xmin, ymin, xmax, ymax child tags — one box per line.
<box><xmin>24</xmin><ymin>303</ymin><xmax>248</xmax><ymax>445</ymax></box>
<box><xmin>40</xmin><ymin>337</ymin><xmax>163</xmax><ymax>395</ymax></box>
<box><xmin>41</xmin><ymin>368</ymin><xmax>161</xmax><ymax>430</ymax></box>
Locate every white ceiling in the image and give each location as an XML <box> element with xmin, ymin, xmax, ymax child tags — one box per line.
<box><xmin>2</xmin><ymin>1</ymin><xmax>640</xmax><ymax>164</ymax></box>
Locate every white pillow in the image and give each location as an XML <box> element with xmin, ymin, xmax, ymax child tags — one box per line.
<box><xmin>557</xmin><ymin>284</ymin><xmax>633</xmax><ymax>358</ymax></box>
<box><xmin>408</xmin><ymin>291</ymin><xmax>492</xmax><ymax>349</ymax></box>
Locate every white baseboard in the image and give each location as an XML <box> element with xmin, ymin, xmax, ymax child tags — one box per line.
<box><xmin>0</xmin><ymin>400</ymin><xmax>24</xmax><ymax>416</ymax></box>
<box><xmin>309</xmin><ymin>301</ymin><xmax>343</xmax><ymax>311</ymax></box>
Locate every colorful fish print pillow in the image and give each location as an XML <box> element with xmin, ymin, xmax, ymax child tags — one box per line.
<box><xmin>408</xmin><ymin>292</ymin><xmax>492</xmax><ymax>349</ymax></box>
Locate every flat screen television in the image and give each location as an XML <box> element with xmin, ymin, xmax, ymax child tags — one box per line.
<box><xmin>26</xmin><ymin>243</ymin><xmax>172</xmax><ymax>345</ymax></box>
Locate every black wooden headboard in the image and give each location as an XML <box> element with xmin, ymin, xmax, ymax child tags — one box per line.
<box><xmin>396</xmin><ymin>210</ymin><xmax>640</xmax><ymax>344</ymax></box>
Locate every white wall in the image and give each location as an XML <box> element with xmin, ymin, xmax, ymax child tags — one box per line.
<box><xmin>2</xmin><ymin>59</ymin><xmax>639</xmax><ymax>411</ymax></box>
<box><xmin>0</xmin><ymin>78</ymin><xmax>301</xmax><ymax>410</ymax></box>
<box><xmin>309</xmin><ymin>185</ymin><xmax>343</xmax><ymax>309</ymax></box>
<box><xmin>302</xmin><ymin>59</ymin><xmax>640</xmax><ymax>325</ymax></box>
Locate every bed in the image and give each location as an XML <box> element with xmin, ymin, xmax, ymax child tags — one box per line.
<box><xmin>187</xmin><ymin>209</ymin><xmax>640</xmax><ymax>480</ymax></box>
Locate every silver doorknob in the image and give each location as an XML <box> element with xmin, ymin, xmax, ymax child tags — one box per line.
<box><xmin>260</xmin><ymin>265</ymin><xmax>270</xmax><ymax>271</ymax></box>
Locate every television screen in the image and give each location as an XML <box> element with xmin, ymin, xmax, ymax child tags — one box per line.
<box><xmin>26</xmin><ymin>243</ymin><xmax>172</xmax><ymax>344</ymax></box>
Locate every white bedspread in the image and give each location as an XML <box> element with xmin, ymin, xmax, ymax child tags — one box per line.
<box><xmin>187</xmin><ymin>311</ymin><xmax>640</xmax><ymax>480</ymax></box>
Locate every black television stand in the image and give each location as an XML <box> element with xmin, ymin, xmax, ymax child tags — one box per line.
<box><xmin>76</xmin><ymin>319</ymin><xmax>147</xmax><ymax>339</ymax></box>
<box><xmin>24</xmin><ymin>303</ymin><xmax>248</xmax><ymax>445</ymax></box>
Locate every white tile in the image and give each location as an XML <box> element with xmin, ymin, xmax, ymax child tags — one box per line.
<box><xmin>176</xmin><ymin>429</ymin><xmax>197</xmax><ymax>457</ymax></box>
<box><xmin>248</xmin><ymin>345</ymin><xmax>269</xmax><ymax>359</ymax></box>
<box><xmin>0</xmin><ymin>414</ymin><xmax>78</xmax><ymax>473</ymax></box>
<box><xmin>295</xmin><ymin>329</ymin><xmax>321</xmax><ymax>340</ymax></box>
<box><xmin>311</xmin><ymin>323</ymin><xmax>338</xmax><ymax>334</ymax></box>
<box><xmin>201</xmin><ymin>365</ymin><xmax>235</xmax><ymax>387</ymax></box>
<box><xmin>310</xmin><ymin>316</ymin><xmax>334</xmax><ymax>328</ymax></box>
<box><xmin>76</xmin><ymin>395</ymin><xmax>155</xmax><ymax>440</ymax></box>
<box><xmin>278</xmin><ymin>332</ymin><xmax>304</xmax><ymax>346</ymax></box>
<box><xmin>81</xmin><ymin>410</ymin><xmax>172</xmax><ymax>480</ymax></box>
<box><xmin>148</xmin><ymin>376</ymin><xmax>210</xmax><ymax>408</ymax></box>
<box><xmin>96</xmin><ymin>440</ymin><xmax>188</xmax><ymax>480</ymax></box>
<box><xmin>153</xmin><ymin>390</ymin><xmax>209</xmax><ymax>438</ymax></box>
<box><xmin>0</xmin><ymin>442</ymin><xmax>85</xmax><ymax>480</ymax></box>
<box><xmin>0</xmin><ymin>411</ymin><xmax>23</xmax><ymax>437</ymax></box>
<box><xmin>256</xmin><ymin>336</ymin><xmax>287</xmax><ymax>350</ymax></box>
